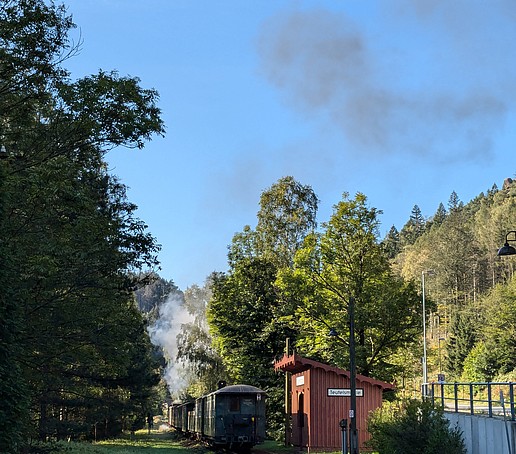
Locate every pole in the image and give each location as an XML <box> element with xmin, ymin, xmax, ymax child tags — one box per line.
<box><xmin>422</xmin><ymin>271</ymin><xmax>428</xmax><ymax>396</ymax></box>
<box><xmin>340</xmin><ymin>419</ymin><xmax>348</xmax><ymax>454</ymax></box>
<box><xmin>501</xmin><ymin>391</ymin><xmax>513</xmax><ymax>454</ymax></box>
<box><xmin>285</xmin><ymin>338</ymin><xmax>291</xmax><ymax>446</ymax></box>
<box><xmin>349</xmin><ymin>297</ymin><xmax>358</xmax><ymax>454</ymax></box>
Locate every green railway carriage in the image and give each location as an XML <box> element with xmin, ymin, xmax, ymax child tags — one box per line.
<box><xmin>168</xmin><ymin>401</ymin><xmax>194</xmax><ymax>433</ymax></box>
<box><xmin>202</xmin><ymin>384</ymin><xmax>266</xmax><ymax>449</ymax></box>
<box><xmin>168</xmin><ymin>384</ymin><xmax>266</xmax><ymax>450</ymax></box>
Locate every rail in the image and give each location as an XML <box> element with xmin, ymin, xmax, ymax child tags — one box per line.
<box><xmin>423</xmin><ymin>382</ymin><xmax>516</xmax><ymax>420</ymax></box>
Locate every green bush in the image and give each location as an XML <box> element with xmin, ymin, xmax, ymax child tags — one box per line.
<box><xmin>367</xmin><ymin>399</ymin><xmax>466</xmax><ymax>454</ymax></box>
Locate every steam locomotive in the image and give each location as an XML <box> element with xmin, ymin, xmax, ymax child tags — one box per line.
<box><xmin>168</xmin><ymin>384</ymin><xmax>266</xmax><ymax>451</ymax></box>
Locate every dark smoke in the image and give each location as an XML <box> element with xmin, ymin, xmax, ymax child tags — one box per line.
<box><xmin>257</xmin><ymin>2</ymin><xmax>515</xmax><ymax>161</ymax></box>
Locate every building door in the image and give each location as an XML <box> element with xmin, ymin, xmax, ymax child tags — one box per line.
<box><xmin>296</xmin><ymin>393</ymin><xmax>308</xmax><ymax>447</ymax></box>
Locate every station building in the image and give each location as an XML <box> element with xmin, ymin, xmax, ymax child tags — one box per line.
<box><xmin>274</xmin><ymin>353</ymin><xmax>395</xmax><ymax>451</ymax></box>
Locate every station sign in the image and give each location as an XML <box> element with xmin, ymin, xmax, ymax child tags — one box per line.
<box><xmin>327</xmin><ymin>388</ymin><xmax>364</xmax><ymax>397</ymax></box>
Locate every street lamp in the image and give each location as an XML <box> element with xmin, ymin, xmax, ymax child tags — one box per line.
<box><xmin>421</xmin><ymin>270</ymin><xmax>434</xmax><ymax>395</ymax></box>
<box><xmin>329</xmin><ymin>296</ymin><xmax>358</xmax><ymax>454</ymax></box>
<box><xmin>497</xmin><ymin>231</ymin><xmax>516</xmax><ymax>256</ymax></box>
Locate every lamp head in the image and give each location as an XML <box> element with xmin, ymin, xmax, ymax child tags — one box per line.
<box><xmin>497</xmin><ymin>242</ymin><xmax>516</xmax><ymax>256</ymax></box>
<box><xmin>498</xmin><ymin>231</ymin><xmax>516</xmax><ymax>256</ymax></box>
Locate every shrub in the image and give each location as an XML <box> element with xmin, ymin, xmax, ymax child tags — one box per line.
<box><xmin>367</xmin><ymin>399</ymin><xmax>466</xmax><ymax>454</ymax></box>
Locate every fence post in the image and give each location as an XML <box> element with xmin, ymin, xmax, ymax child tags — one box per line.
<box><xmin>469</xmin><ymin>384</ymin><xmax>474</xmax><ymax>415</ymax></box>
<box><xmin>454</xmin><ymin>383</ymin><xmax>459</xmax><ymax>413</ymax></box>
<box><xmin>488</xmin><ymin>383</ymin><xmax>493</xmax><ymax>418</ymax></box>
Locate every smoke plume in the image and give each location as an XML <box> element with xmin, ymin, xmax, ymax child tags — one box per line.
<box><xmin>257</xmin><ymin>1</ymin><xmax>516</xmax><ymax>162</ymax></box>
<box><xmin>147</xmin><ymin>293</ymin><xmax>194</xmax><ymax>397</ymax></box>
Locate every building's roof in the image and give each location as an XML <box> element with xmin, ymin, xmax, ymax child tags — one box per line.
<box><xmin>274</xmin><ymin>353</ymin><xmax>395</xmax><ymax>390</ymax></box>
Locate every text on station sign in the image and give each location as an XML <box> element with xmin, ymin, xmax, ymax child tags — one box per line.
<box><xmin>327</xmin><ymin>388</ymin><xmax>364</xmax><ymax>397</ymax></box>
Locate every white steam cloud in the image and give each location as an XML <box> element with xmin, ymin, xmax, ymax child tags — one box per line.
<box><xmin>147</xmin><ymin>293</ymin><xmax>194</xmax><ymax>397</ymax></box>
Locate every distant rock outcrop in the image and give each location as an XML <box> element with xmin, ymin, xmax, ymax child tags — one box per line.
<box><xmin>503</xmin><ymin>178</ymin><xmax>514</xmax><ymax>190</ymax></box>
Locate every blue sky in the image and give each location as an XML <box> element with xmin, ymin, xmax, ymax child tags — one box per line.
<box><xmin>64</xmin><ymin>0</ymin><xmax>514</xmax><ymax>290</ymax></box>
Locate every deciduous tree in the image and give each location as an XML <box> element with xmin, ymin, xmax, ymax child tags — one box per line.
<box><xmin>0</xmin><ymin>0</ymin><xmax>164</xmax><ymax>446</ymax></box>
<box><xmin>277</xmin><ymin>193</ymin><xmax>422</xmax><ymax>380</ymax></box>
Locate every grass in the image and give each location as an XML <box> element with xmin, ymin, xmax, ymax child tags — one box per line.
<box><xmin>94</xmin><ymin>430</ymin><xmax>193</xmax><ymax>453</ymax></box>
<box><xmin>29</xmin><ymin>429</ymin><xmax>356</xmax><ymax>454</ymax></box>
<box><xmin>30</xmin><ymin>430</ymin><xmax>205</xmax><ymax>454</ymax></box>
<box><xmin>258</xmin><ymin>440</ymin><xmax>298</xmax><ymax>453</ymax></box>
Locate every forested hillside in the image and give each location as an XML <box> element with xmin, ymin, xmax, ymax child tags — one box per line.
<box><xmin>392</xmin><ymin>177</ymin><xmax>516</xmax><ymax>383</ymax></box>
<box><xmin>134</xmin><ymin>273</ymin><xmax>181</xmax><ymax>321</ymax></box>
<box><xmin>0</xmin><ymin>2</ymin><xmax>165</xmax><ymax>451</ymax></box>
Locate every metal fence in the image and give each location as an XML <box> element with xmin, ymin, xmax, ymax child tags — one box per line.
<box><xmin>423</xmin><ymin>382</ymin><xmax>516</xmax><ymax>420</ymax></box>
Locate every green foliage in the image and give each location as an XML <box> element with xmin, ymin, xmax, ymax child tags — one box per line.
<box><xmin>448</xmin><ymin>191</ymin><xmax>463</xmax><ymax>213</ymax></box>
<box><xmin>400</xmin><ymin>204</ymin><xmax>426</xmax><ymax>247</ymax></box>
<box><xmin>461</xmin><ymin>342</ymin><xmax>496</xmax><ymax>382</ymax></box>
<box><xmin>0</xmin><ymin>0</ymin><xmax>164</xmax><ymax>448</ymax></box>
<box><xmin>208</xmin><ymin>176</ymin><xmax>319</xmax><ymax>439</ymax></box>
<box><xmin>430</xmin><ymin>202</ymin><xmax>447</xmax><ymax>228</ymax></box>
<box><xmin>382</xmin><ymin>225</ymin><xmax>400</xmax><ymax>259</ymax></box>
<box><xmin>228</xmin><ymin>176</ymin><xmax>318</xmax><ymax>270</ymax></box>
<box><xmin>209</xmin><ymin>258</ymin><xmax>289</xmax><ymax>440</ymax></box>
<box><xmin>466</xmin><ymin>275</ymin><xmax>516</xmax><ymax>379</ymax></box>
<box><xmin>277</xmin><ymin>193</ymin><xmax>422</xmax><ymax>380</ymax></box>
<box><xmin>209</xmin><ymin>258</ymin><xmax>283</xmax><ymax>384</ymax></box>
<box><xmin>57</xmin><ymin>70</ymin><xmax>164</xmax><ymax>150</ymax></box>
<box><xmin>367</xmin><ymin>399</ymin><xmax>466</xmax><ymax>454</ymax></box>
<box><xmin>445</xmin><ymin>308</ymin><xmax>479</xmax><ymax>379</ymax></box>
<box><xmin>0</xmin><ymin>159</ymin><xmax>30</xmax><ymax>452</ymax></box>
<box><xmin>389</xmin><ymin>178</ymin><xmax>516</xmax><ymax>395</ymax></box>
<box><xmin>255</xmin><ymin>176</ymin><xmax>319</xmax><ymax>268</ymax></box>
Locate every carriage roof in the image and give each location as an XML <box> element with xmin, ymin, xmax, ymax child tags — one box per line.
<box><xmin>211</xmin><ymin>384</ymin><xmax>266</xmax><ymax>395</ymax></box>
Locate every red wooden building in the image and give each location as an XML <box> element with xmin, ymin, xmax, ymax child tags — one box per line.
<box><xmin>274</xmin><ymin>353</ymin><xmax>394</xmax><ymax>452</ymax></box>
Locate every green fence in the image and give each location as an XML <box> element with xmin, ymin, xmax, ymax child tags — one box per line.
<box><xmin>424</xmin><ymin>382</ymin><xmax>516</xmax><ymax>420</ymax></box>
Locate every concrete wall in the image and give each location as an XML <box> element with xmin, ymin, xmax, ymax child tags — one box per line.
<box><xmin>445</xmin><ymin>412</ymin><xmax>516</xmax><ymax>454</ymax></box>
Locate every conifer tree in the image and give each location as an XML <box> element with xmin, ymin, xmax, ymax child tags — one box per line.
<box><xmin>445</xmin><ymin>309</ymin><xmax>477</xmax><ymax>378</ymax></box>
<box><xmin>433</xmin><ymin>202</ymin><xmax>447</xmax><ymax>226</ymax></box>
<box><xmin>400</xmin><ymin>204</ymin><xmax>426</xmax><ymax>247</ymax></box>
<box><xmin>383</xmin><ymin>225</ymin><xmax>401</xmax><ymax>258</ymax></box>
<box><xmin>448</xmin><ymin>191</ymin><xmax>463</xmax><ymax>213</ymax></box>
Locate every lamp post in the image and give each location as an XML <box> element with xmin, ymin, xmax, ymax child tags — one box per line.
<box><xmin>497</xmin><ymin>231</ymin><xmax>516</xmax><ymax>256</ymax></box>
<box><xmin>330</xmin><ymin>295</ymin><xmax>358</xmax><ymax>454</ymax></box>
<box><xmin>348</xmin><ymin>296</ymin><xmax>358</xmax><ymax>454</ymax></box>
<box><xmin>421</xmin><ymin>270</ymin><xmax>434</xmax><ymax>395</ymax></box>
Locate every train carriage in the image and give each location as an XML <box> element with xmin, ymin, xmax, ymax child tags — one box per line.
<box><xmin>194</xmin><ymin>396</ymin><xmax>205</xmax><ymax>436</ymax></box>
<box><xmin>168</xmin><ymin>384</ymin><xmax>266</xmax><ymax>451</ymax></box>
<box><xmin>169</xmin><ymin>401</ymin><xmax>194</xmax><ymax>434</ymax></box>
<box><xmin>202</xmin><ymin>384</ymin><xmax>266</xmax><ymax>449</ymax></box>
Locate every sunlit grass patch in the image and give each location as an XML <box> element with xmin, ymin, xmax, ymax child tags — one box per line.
<box><xmin>93</xmin><ymin>430</ymin><xmax>189</xmax><ymax>452</ymax></box>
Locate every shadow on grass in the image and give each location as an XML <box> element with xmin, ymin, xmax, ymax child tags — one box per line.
<box><xmin>93</xmin><ymin>431</ymin><xmax>313</xmax><ymax>454</ymax></box>
<box><xmin>93</xmin><ymin>430</ymin><xmax>205</xmax><ymax>453</ymax></box>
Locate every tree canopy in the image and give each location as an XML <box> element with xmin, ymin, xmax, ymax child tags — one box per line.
<box><xmin>0</xmin><ymin>1</ymin><xmax>164</xmax><ymax>448</ymax></box>
<box><xmin>277</xmin><ymin>193</ymin><xmax>422</xmax><ymax>380</ymax></box>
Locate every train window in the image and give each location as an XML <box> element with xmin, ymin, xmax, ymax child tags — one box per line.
<box><xmin>229</xmin><ymin>396</ymin><xmax>240</xmax><ymax>412</ymax></box>
<box><xmin>241</xmin><ymin>398</ymin><xmax>255</xmax><ymax>412</ymax></box>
